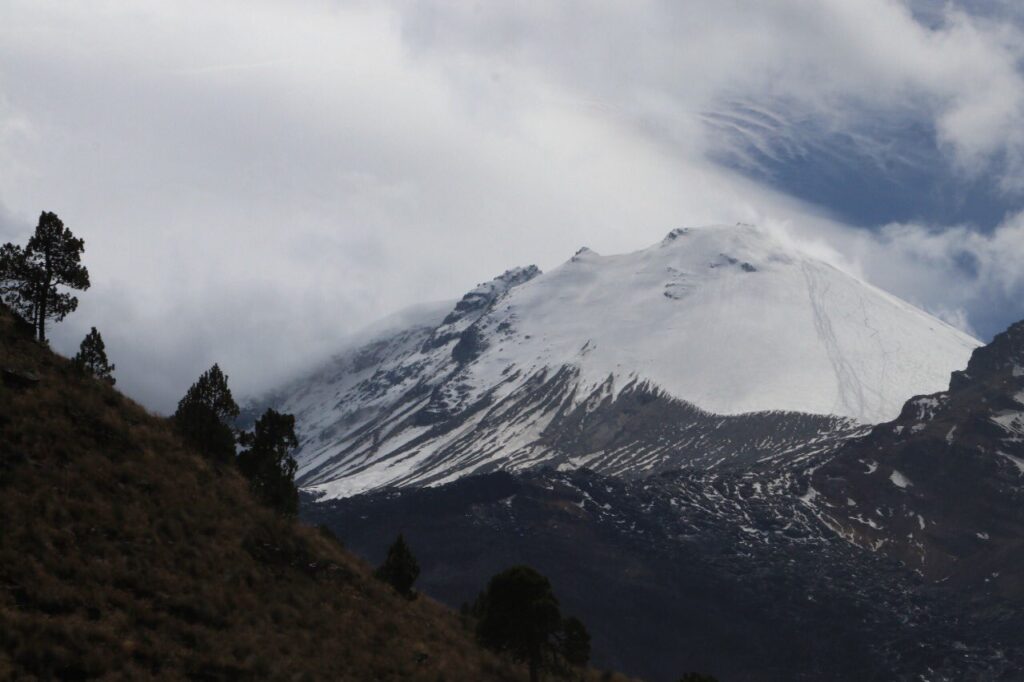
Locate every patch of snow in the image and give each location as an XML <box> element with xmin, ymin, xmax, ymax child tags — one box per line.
<box><xmin>997</xmin><ymin>451</ymin><xmax>1024</xmax><ymax>474</ymax></box>
<box><xmin>799</xmin><ymin>486</ymin><xmax>819</xmax><ymax>504</ymax></box>
<box><xmin>890</xmin><ymin>470</ymin><xmax>912</xmax><ymax>489</ymax></box>
<box><xmin>991</xmin><ymin>412</ymin><xmax>1024</xmax><ymax>434</ymax></box>
<box><xmin>851</xmin><ymin>514</ymin><xmax>882</xmax><ymax>529</ymax></box>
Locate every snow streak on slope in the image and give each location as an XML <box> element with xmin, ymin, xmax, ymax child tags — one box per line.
<box><xmin>253</xmin><ymin>224</ymin><xmax>980</xmax><ymax>499</ymax></box>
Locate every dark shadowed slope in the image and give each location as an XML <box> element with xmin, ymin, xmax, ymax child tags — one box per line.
<box><xmin>0</xmin><ymin>303</ymin><xmax>551</xmax><ymax>681</ymax></box>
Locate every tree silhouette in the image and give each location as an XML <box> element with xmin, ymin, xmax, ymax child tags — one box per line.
<box><xmin>0</xmin><ymin>211</ymin><xmax>89</xmax><ymax>342</ymax></box>
<box><xmin>559</xmin><ymin>616</ymin><xmax>591</xmax><ymax>668</ymax></box>
<box><xmin>476</xmin><ymin>565</ymin><xmax>563</xmax><ymax>682</ymax></box>
<box><xmin>173</xmin><ymin>364</ymin><xmax>239</xmax><ymax>462</ymax></box>
<box><xmin>72</xmin><ymin>327</ymin><xmax>115</xmax><ymax>385</ymax></box>
<box><xmin>374</xmin><ymin>534</ymin><xmax>420</xmax><ymax>599</ymax></box>
<box><xmin>237</xmin><ymin>408</ymin><xmax>300</xmax><ymax>515</ymax></box>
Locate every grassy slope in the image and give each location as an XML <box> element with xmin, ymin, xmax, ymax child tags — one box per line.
<box><xmin>0</xmin><ymin>307</ymin><xmax>543</xmax><ymax>681</ymax></box>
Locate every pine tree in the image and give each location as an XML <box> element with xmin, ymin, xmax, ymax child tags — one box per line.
<box><xmin>374</xmin><ymin>534</ymin><xmax>420</xmax><ymax>599</ymax></box>
<box><xmin>72</xmin><ymin>327</ymin><xmax>116</xmax><ymax>385</ymax></box>
<box><xmin>173</xmin><ymin>364</ymin><xmax>239</xmax><ymax>462</ymax></box>
<box><xmin>559</xmin><ymin>616</ymin><xmax>591</xmax><ymax>668</ymax></box>
<box><xmin>0</xmin><ymin>243</ymin><xmax>35</xmax><ymax>326</ymax></box>
<box><xmin>0</xmin><ymin>211</ymin><xmax>90</xmax><ymax>342</ymax></box>
<box><xmin>237</xmin><ymin>408</ymin><xmax>300</xmax><ymax>515</ymax></box>
<box><xmin>476</xmin><ymin>565</ymin><xmax>563</xmax><ymax>682</ymax></box>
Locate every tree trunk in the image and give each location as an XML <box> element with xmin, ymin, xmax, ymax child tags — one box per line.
<box><xmin>37</xmin><ymin>271</ymin><xmax>51</xmax><ymax>343</ymax></box>
<box><xmin>529</xmin><ymin>656</ymin><xmax>540</xmax><ymax>682</ymax></box>
<box><xmin>36</xmin><ymin>293</ymin><xmax>46</xmax><ymax>342</ymax></box>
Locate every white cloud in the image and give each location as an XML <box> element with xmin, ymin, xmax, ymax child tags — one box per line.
<box><xmin>398</xmin><ymin>1</ymin><xmax>1024</xmax><ymax>181</ymax></box>
<box><xmin>0</xmin><ymin>0</ymin><xmax>1022</xmax><ymax>409</ymax></box>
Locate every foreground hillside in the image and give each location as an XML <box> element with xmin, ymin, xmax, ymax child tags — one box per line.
<box><xmin>0</xmin><ymin>305</ymin><xmax>555</xmax><ymax>681</ymax></box>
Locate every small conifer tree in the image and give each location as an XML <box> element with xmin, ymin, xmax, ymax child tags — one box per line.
<box><xmin>72</xmin><ymin>327</ymin><xmax>115</xmax><ymax>384</ymax></box>
<box><xmin>374</xmin><ymin>534</ymin><xmax>420</xmax><ymax>599</ymax></box>
<box><xmin>173</xmin><ymin>364</ymin><xmax>239</xmax><ymax>462</ymax></box>
<box><xmin>237</xmin><ymin>408</ymin><xmax>300</xmax><ymax>515</ymax></box>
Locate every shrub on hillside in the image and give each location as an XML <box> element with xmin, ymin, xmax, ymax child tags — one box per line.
<box><xmin>374</xmin><ymin>534</ymin><xmax>420</xmax><ymax>599</ymax></box>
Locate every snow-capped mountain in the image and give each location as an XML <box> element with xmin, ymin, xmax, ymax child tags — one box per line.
<box><xmin>254</xmin><ymin>224</ymin><xmax>979</xmax><ymax>499</ymax></box>
<box><xmin>307</xmin><ymin>320</ymin><xmax>1024</xmax><ymax>681</ymax></box>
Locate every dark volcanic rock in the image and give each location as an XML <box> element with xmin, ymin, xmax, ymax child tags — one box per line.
<box><xmin>422</xmin><ymin>265</ymin><xmax>541</xmax><ymax>352</ymax></box>
<box><xmin>305</xmin><ymin>467</ymin><xmax>1023</xmax><ymax>682</ymax></box>
<box><xmin>813</xmin><ymin>320</ymin><xmax>1024</xmax><ymax>597</ymax></box>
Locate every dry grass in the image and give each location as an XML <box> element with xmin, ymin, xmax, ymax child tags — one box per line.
<box><xmin>0</xmin><ymin>307</ymin><xmax>646</xmax><ymax>681</ymax></box>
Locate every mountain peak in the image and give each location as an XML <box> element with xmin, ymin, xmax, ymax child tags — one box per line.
<box><xmin>571</xmin><ymin>246</ymin><xmax>598</xmax><ymax>262</ymax></box>
<box><xmin>259</xmin><ymin>223</ymin><xmax>980</xmax><ymax>497</ymax></box>
<box><xmin>660</xmin><ymin>227</ymin><xmax>692</xmax><ymax>245</ymax></box>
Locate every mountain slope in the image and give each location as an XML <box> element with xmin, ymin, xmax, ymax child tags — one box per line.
<box><xmin>0</xmin><ymin>305</ymin><xmax>537</xmax><ymax>681</ymax></box>
<box><xmin>308</xmin><ymin>318</ymin><xmax>1024</xmax><ymax>681</ymax></box>
<box><xmin>257</xmin><ymin>224</ymin><xmax>977</xmax><ymax>499</ymax></box>
<box><xmin>308</xmin><ymin>465</ymin><xmax>1024</xmax><ymax>681</ymax></box>
<box><xmin>811</xmin><ymin>318</ymin><xmax>1024</xmax><ymax>594</ymax></box>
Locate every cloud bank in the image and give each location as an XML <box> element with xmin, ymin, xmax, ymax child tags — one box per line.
<box><xmin>1</xmin><ymin>0</ymin><xmax>1023</xmax><ymax>410</ymax></box>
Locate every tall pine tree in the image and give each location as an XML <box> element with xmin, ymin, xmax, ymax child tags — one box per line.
<box><xmin>72</xmin><ymin>327</ymin><xmax>116</xmax><ymax>385</ymax></box>
<box><xmin>0</xmin><ymin>211</ymin><xmax>90</xmax><ymax>342</ymax></box>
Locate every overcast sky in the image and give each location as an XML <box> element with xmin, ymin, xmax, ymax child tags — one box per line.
<box><xmin>3</xmin><ymin>0</ymin><xmax>1024</xmax><ymax>412</ymax></box>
